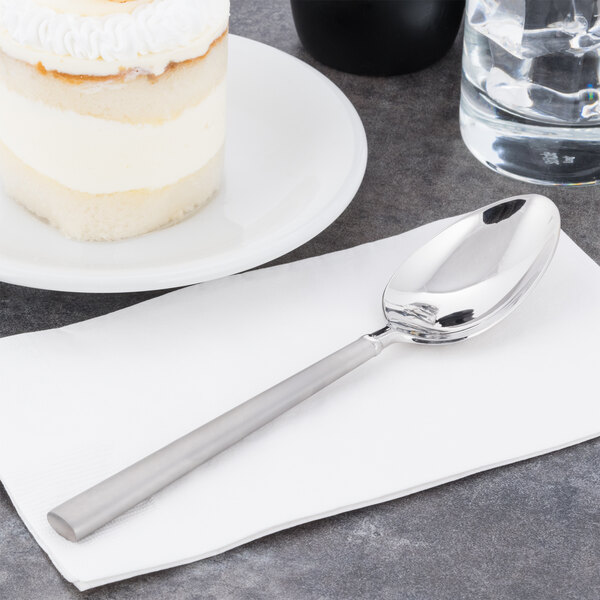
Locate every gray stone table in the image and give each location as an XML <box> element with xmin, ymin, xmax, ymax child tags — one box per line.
<box><xmin>2</xmin><ymin>1</ymin><xmax>600</xmax><ymax>598</ymax></box>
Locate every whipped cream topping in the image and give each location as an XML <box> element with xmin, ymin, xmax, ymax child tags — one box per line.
<box><xmin>34</xmin><ymin>1</ymin><xmax>150</xmax><ymax>17</ymax></box>
<box><xmin>0</xmin><ymin>0</ymin><xmax>229</xmax><ymax>75</ymax></box>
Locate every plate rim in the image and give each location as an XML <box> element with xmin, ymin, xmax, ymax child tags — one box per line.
<box><xmin>0</xmin><ymin>34</ymin><xmax>368</xmax><ymax>293</ymax></box>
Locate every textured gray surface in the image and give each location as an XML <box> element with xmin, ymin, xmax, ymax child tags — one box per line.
<box><xmin>1</xmin><ymin>1</ymin><xmax>600</xmax><ymax>598</ymax></box>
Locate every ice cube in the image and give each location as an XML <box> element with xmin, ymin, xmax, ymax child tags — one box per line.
<box><xmin>520</xmin><ymin>16</ymin><xmax>588</xmax><ymax>58</ymax></box>
<box><xmin>469</xmin><ymin>0</ymin><xmax>600</xmax><ymax>58</ymax></box>
<box><xmin>486</xmin><ymin>66</ymin><xmax>533</xmax><ymax>109</ymax></box>
<box><xmin>570</xmin><ymin>11</ymin><xmax>600</xmax><ymax>53</ymax></box>
<box><xmin>468</xmin><ymin>0</ymin><xmax>527</xmax><ymax>58</ymax></box>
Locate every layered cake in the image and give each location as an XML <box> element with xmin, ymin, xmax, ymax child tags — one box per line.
<box><xmin>0</xmin><ymin>0</ymin><xmax>229</xmax><ymax>241</ymax></box>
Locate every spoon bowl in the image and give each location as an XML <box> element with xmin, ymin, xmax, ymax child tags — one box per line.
<box><xmin>48</xmin><ymin>194</ymin><xmax>561</xmax><ymax>542</ymax></box>
<box><xmin>382</xmin><ymin>195</ymin><xmax>560</xmax><ymax>344</ymax></box>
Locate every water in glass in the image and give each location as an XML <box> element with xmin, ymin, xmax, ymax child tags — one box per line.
<box><xmin>461</xmin><ymin>0</ymin><xmax>600</xmax><ymax>185</ymax></box>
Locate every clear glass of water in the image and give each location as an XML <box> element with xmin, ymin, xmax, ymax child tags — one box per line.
<box><xmin>461</xmin><ymin>0</ymin><xmax>600</xmax><ymax>185</ymax></box>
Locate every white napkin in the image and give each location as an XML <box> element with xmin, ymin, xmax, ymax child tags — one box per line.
<box><xmin>1</xmin><ymin>219</ymin><xmax>600</xmax><ymax>591</ymax></box>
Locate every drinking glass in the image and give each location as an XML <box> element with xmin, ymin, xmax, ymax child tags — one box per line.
<box><xmin>461</xmin><ymin>0</ymin><xmax>600</xmax><ymax>185</ymax></box>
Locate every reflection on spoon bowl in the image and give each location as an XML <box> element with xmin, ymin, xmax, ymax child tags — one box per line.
<box><xmin>382</xmin><ymin>195</ymin><xmax>560</xmax><ymax>344</ymax></box>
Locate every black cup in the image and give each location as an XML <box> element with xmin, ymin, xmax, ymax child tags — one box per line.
<box><xmin>291</xmin><ymin>0</ymin><xmax>465</xmax><ymax>75</ymax></box>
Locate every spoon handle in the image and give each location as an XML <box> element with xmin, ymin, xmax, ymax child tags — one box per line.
<box><xmin>48</xmin><ymin>333</ymin><xmax>387</xmax><ymax>542</ymax></box>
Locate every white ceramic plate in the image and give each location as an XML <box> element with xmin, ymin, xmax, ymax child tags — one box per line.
<box><xmin>0</xmin><ymin>35</ymin><xmax>367</xmax><ymax>293</ymax></box>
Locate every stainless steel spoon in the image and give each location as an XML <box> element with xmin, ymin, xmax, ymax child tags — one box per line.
<box><xmin>48</xmin><ymin>194</ymin><xmax>561</xmax><ymax>542</ymax></box>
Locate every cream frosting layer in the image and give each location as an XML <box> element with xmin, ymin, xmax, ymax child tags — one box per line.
<box><xmin>0</xmin><ymin>0</ymin><xmax>230</xmax><ymax>76</ymax></box>
<box><xmin>33</xmin><ymin>1</ymin><xmax>151</xmax><ymax>17</ymax></box>
<box><xmin>0</xmin><ymin>78</ymin><xmax>226</xmax><ymax>194</ymax></box>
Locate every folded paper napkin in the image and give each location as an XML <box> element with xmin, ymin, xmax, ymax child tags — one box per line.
<box><xmin>1</xmin><ymin>218</ymin><xmax>600</xmax><ymax>590</ymax></box>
